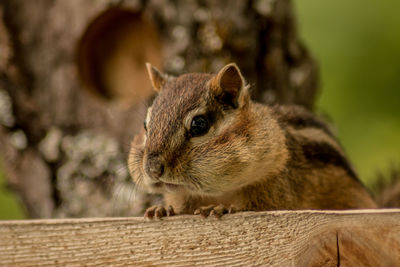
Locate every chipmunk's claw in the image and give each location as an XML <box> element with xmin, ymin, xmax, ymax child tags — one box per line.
<box><xmin>194</xmin><ymin>204</ymin><xmax>237</xmax><ymax>218</ymax></box>
<box><xmin>144</xmin><ymin>205</ymin><xmax>175</xmax><ymax>219</ymax></box>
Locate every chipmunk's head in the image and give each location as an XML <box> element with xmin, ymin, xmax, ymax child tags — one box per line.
<box><xmin>129</xmin><ymin>63</ymin><xmax>277</xmax><ymax>196</ymax></box>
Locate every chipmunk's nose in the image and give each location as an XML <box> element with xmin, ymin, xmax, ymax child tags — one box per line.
<box><xmin>146</xmin><ymin>155</ymin><xmax>164</xmax><ymax>179</ymax></box>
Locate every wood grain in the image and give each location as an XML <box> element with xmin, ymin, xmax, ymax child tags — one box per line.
<box><xmin>0</xmin><ymin>210</ymin><xmax>399</xmax><ymax>266</ymax></box>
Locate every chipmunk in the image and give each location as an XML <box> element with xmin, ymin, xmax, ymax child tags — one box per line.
<box><xmin>128</xmin><ymin>63</ymin><xmax>377</xmax><ymax>219</ymax></box>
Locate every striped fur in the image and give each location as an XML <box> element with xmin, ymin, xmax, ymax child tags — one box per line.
<box><xmin>128</xmin><ymin>64</ymin><xmax>377</xmax><ymax>215</ymax></box>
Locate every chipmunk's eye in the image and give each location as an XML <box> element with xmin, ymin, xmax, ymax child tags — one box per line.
<box><xmin>144</xmin><ymin>121</ymin><xmax>147</xmax><ymax>131</ymax></box>
<box><xmin>190</xmin><ymin>115</ymin><xmax>209</xmax><ymax>137</ymax></box>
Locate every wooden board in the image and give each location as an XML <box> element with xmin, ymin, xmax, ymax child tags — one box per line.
<box><xmin>0</xmin><ymin>210</ymin><xmax>399</xmax><ymax>266</ymax></box>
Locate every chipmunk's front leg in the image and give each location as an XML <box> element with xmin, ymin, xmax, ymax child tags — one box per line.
<box><xmin>144</xmin><ymin>205</ymin><xmax>175</xmax><ymax>219</ymax></box>
<box><xmin>163</xmin><ymin>192</ymin><xmax>241</xmax><ymax>218</ymax></box>
<box><xmin>194</xmin><ymin>204</ymin><xmax>238</xmax><ymax>218</ymax></box>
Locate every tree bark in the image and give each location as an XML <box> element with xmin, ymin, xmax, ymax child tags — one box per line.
<box><xmin>0</xmin><ymin>0</ymin><xmax>318</xmax><ymax>218</ymax></box>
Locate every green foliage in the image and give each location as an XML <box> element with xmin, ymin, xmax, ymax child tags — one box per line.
<box><xmin>296</xmin><ymin>0</ymin><xmax>400</xmax><ymax>185</ymax></box>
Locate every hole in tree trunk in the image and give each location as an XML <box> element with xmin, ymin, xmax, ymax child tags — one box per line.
<box><xmin>77</xmin><ymin>7</ymin><xmax>162</xmax><ymax>107</ymax></box>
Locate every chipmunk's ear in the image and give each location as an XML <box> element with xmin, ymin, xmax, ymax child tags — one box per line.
<box><xmin>146</xmin><ymin>63</ymin><xmax>168</xmax><ymax>92</ymax></box>
<box><xmin>210</xmin><ymin>63</ymin><xmax>245</xmax><ymax>108</ymax></box>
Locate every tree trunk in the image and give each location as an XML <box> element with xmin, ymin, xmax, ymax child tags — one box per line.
<box><xmin>0</xmin><ymin>0</ymin><xmax>318</xmax><ymax>218</ymax></box>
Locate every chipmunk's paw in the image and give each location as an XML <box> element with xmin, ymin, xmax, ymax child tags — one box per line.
<box><xmin>144</xmin><ymin>205</ymin><xmax>175</xmax><ymax>219</ymax></box>
<box><xmin>194</xmin><ymin>204</ymin><xmax>237</xmax><ymax>218</ymax></box>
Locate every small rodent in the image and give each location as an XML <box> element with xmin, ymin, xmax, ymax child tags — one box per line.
<box><xmin>128</xmin><ymin>63</ymin><xmax>377</xmax><ymax>218</ymax></box>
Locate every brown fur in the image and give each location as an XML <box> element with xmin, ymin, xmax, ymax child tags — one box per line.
<box><xmin>128</xmin><ymin>63</ymin><xmax>377</xmax><ymax>215</ymax></box>
<box><xmin>373</xmin><ymin>166</ymin><xmax>400</xmax><ymax>208</ymax></box>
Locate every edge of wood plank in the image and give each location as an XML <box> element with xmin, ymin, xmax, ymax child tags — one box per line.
<box><xmin>1</xmin><ymin>208</ymin><xmax>399</xmax><ymax>226</ymax></box>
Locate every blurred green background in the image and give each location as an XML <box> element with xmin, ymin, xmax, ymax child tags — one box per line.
<box><xmin>0</xmin><ymin>0</ymin><xmax>399</xmax><ymax>219</ymax></box>
<box><xmin>0</xmin><ymin>168</ymin><xmax>24</xmax><ymax>219</ymax></box>
<box><xmin>296</xmin><ymin>0</ymin><xmax>400</xmax><ymax>184</ymax></box>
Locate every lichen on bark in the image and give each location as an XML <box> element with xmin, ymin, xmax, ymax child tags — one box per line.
<box><xmin>0</xmin><ymin>0</ymin><xmax>318</xmax><ymax>218</ymax></box>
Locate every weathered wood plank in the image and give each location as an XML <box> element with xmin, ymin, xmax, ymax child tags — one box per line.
<box><xmin>0</xmin><ymin>210</ymin><xmax>399</xmax><ymax>266</ymax></box>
